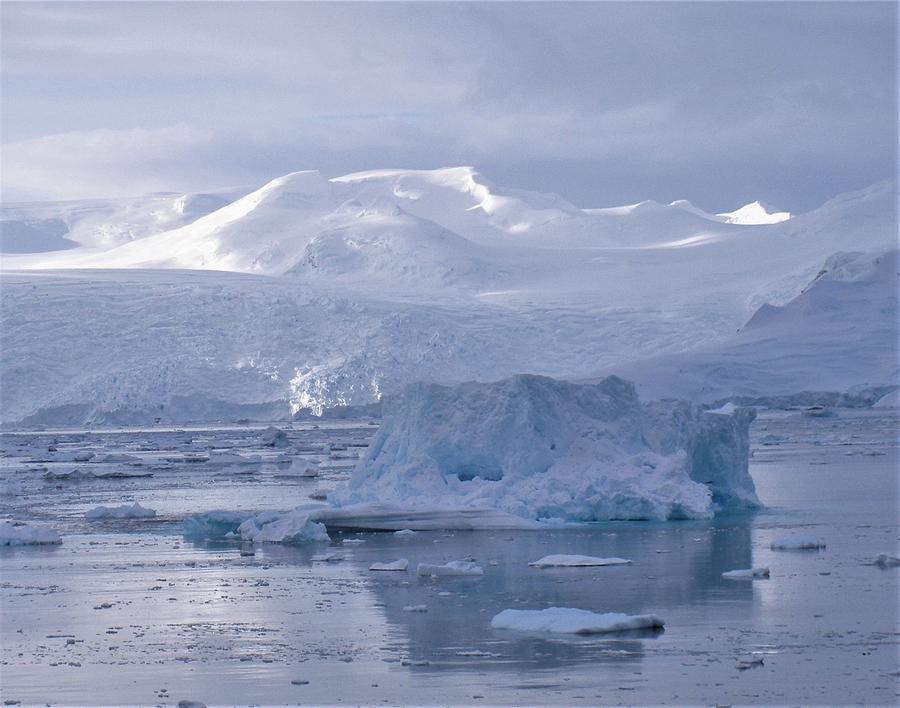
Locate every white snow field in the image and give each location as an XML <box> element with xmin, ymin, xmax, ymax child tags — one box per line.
<box><xmin>490</xmin><ymin>607</ymin><xmax>665</xmax><ymax>635</ymax></box>
<box><xmin>1</xmin><ymin>169</ymin><xmax>896</xmax><ymax>426</ymax></box>
<box><xmin>331</xmin><ymin>374</ymin><xmax>758</xmax><ymax>522</ymax></box>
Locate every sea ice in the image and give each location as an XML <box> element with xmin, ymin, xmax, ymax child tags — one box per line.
<box><xmin>771</xmin><ymin>537</ymin><xmax>826</xmax><ymax>550</ymax></box>
<box><xmin>722</xmin><ymin>567</ymin><xmax>770</xmax><ymax>580</ymax></box>
<box><xmin>0</xmin><ymin>520</ymin><xmax>62</xmax><ymax>546</ymax></box>
<box><xmin>333</xmin><ymin>374</ymin><xmax>758</xmax><ymax>523</ymax></box>
<box><xmin>490</xmin><ymin>607</ymin><xmax>664</xmax><ymax>634</ymax></box>
<box><xmin>416</xmin><ymin>560</ymin><xmax>484</xmax><ymax>577</ymax></box>
<box><xmin>85</xmin><ymin>502</ymin><xmax>157</xmax><ymax>520</ymax></box>
<box><xmin>238</xmin><ymin>509</ymin><xmax>329</xmax><ymax>544</ymax></box>
<box><xmin>369</xmin><ymin>559</ymin><xmax>409</xmax><ymax>571</ymax></box>
<box><xmin>529</xmin><ymin>554</ymin><xmax>632</xmax><ymax>568</ymax></box>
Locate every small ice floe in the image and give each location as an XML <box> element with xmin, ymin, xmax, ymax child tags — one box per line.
<box><xmin>85</xmin><ymin>502</ymin><xmax>157</xmax><ymax>520</ymax></box>
<box><xmin>490</xmin><ymin>607</ymin><xmax>664</xmax><ymax>635</ymax></box>
<box><xmin>290</xmin><ymin>459</ymin><xmax>319</xmax><ymax>477</ymax></box>
<box><xmin>341</xmin><ymin>538</ymin><xmax>366</xmax><ymax>545</ymax></box>
<box><xmin>863</xmin><ymin>553</ymin><xmax>900</xmax><ymax>568</ymax></box>
<box><xmin>417</xmin><ymin>560</ymin><xmax>484</xmax><ymax>577</ymax></box>
<box><xmin>705</xmin><ymin>402</ymin><xmax>737</xmax><ymax>415</ymax></box>
<box><xmin>722</xmin><ymin>567</ymin><xmax>770</xmax><ymax>580</ymax></box>
<box><xmin>369</xmin><ymin>558</ymin><xmax>409</xmax><ymax>571</ymax></box>
<box><xmin>312</xmin><ymin>552</ymin><xmax>344</xmax><ymax>562</ymax></box>
<box><xmin>43</xmin><ymin>468</ymin><xmax>96</xmax><ymax>481</ymax></box>
<box><xmin>260</xmin><ymin>426</ymin><xmax>289</xmax><ymax>448</ymax></box>
<box><xmin>771</xmin><ymin>537</ymin><xmax>826</xmax><ymax>550</ymax></box>
<box><xmin>0</xmin><ymin>520</ymin><xmax>62</xmax><ymax>546</ymax></box>
<box><xmin>394</xmin><ymin>529</ymin><xmax>417</xmax><ymax>537</ymax></box>
<box><xmin>98</xmin><ymin>453</ymin><xmax>141</xmax><ymax>463</ymax></box>
<box><xmin>735</xmin><ymin>654</ymin><xmax>765</xmax><ymax>670</ymax></box>
<box><xmin>238</xmin><ymin>509</ymin><xmax>330</xmax><ymax>545</ymax></box>
<box><xmin>456</xmin><ymin>649</ymin><xmax>502</xmax><ymax>658</ymax></box>
<box><xmin>403</xmin><ymin>604</ymin><xmax>428</xmax><ymax>612</ymax></box>
<box><xmin>73</xmin><ymin>451</ymin><xmax>95</xmax><ymax>462</ymax></box>
<box><xmin>529</xmin><ymin>554</ymin><xmax>632</xmax><ymax>568</ymax></box>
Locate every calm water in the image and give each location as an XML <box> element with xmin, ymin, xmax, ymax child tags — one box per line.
<box><xmin>1</xmin><ymin>410</ymin><xmax>897</xmax><ymax>705</ymax></box>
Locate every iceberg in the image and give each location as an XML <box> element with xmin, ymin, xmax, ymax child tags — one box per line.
<box><xmin>237</xmin><ymin>509</ymin><xmax>329</xmax><ymax>544</ymax></box>
<box><xmin>0</xmin><ymin>520</ymin><xmax>62</xmax><ymax>546</ymax></box>
<box><xmin>490</xmin><ymin>607</ymin><xmax>664</xmax><ymax>635</ymax></box>
<box><xmin>331</xmin><ymin>374</ymin><xmax>758</xmax><ymax>524</ymax></box>
<box><xmin>416</xmin><ymin>560</ymin><xmax>484</xmax><ymax>577</ymax></box>
<box><xmin>369</xmin><ymin>558</ymin><xmax>409</xmax><ymax>571</ymax></box>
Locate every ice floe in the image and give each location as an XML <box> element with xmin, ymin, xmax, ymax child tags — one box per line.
<box><xmin>722</xmin><ymin>567</ymin><xmax>770</xmax><ymax>580</ymax></box>
<box><xmin>416</xmin><ymin>560</ymin><xmax>484</xmax><ymax>577</ymax></box>
<box><xmin>0</xmin><ymin>520</ymin><xmax>62</xmax><ymax>546</ymax></box>
<box><xmin>85</xmin><ymin>502</ymin><xmax>157</xmax><ymax>520</ymax></box>
<box><xmin>369</xmin><ymin>558</ymin><xmax>409</xmax><ymax>571</ymax></box>
<box><xmin>529</xmin><ymin>554</ymin><xmax>632</xmax><ymax>568</ymax></box>
<box><xmin>490</xmin><ymin>607</ymin><xmax>664</xmax><ymax>634</ymax></box>
<box><xmin>771</xmin><ymin>537</ymin><xmax>826</xmax><ymax>550</ymax></box>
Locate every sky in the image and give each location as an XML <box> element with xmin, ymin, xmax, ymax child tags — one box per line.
<box><xmin>1</xmin><ymin>1</ymin><xmax>897</xmax><ymax>212</ymax></box>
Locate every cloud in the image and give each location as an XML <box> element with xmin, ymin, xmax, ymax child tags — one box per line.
<box><xmin>1</xmin><ymin>2</ymin><xmax>896</xmax><ymax>210</ymax></box>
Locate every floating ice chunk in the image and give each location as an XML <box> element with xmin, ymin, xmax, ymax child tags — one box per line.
<box><xmin>771</xmin><ymin>537</ymin><xmax>826</xmax><ymax>550</ymax></box>
<box><xmin>417</xmin><ymin>560</ymin><xmax>484</xmax><ymax>577</ymax></box>
<box><xmin>490</xmin><ymin>607</ymin><xmax>664</xmax><ymax>634</ymax></box>
<box><xmin>86</xmin><ymin>502</ymin><xmax>157</xmax><ymax>520</ymax></box>
<box><xmin>312</xmin><ymin>552</ymin><xmax>344</xmax><ymax>562</ymax></box>
<box><xmin>722</xmin><ymin>567</ymin><xmax>770</xmax><ymax>580</ymax></box>
<box><xmin>183</xmin><ymin>510</ymin><xmax>252</xmax><ymax>539</ymax></box>
<box><xmin>394</xmin><ymin>529</ymin><xmax>417</xmax><ymax>537</ymax></box>
<box><xmin>0</xmin><ymin>520</ymin><xmax>62</xmax><ymax>546</ymax></box>
<box><xmin>73</xmin><ymin>451</ymin><xmax>95</xmax><ymax>462</ymax></box>
<box><xmin>871</xmin><ymin>553</ymin><xmax>900</xmax><ymax>567</ymax></box>
<box><xmin>43</xmin><ymin>468</ymin><xmax>96</xmax><ymax>481</ymax></box>
<box><xmin>736</xmin><ymin>654</ymin><xmax>765</xmax><ymax>670</ymax></box>
<box><xmin>529</xmin><ymin>554</ymin><xmax>632</xmax><ymax>568</ymax></box>
<box><xmin>332</xmin><ymin>375</ymin><xmax>758</xmax><ymax>524</ymax></box>
<box><xmin>706</xmin><ymin>402</ymin><xmax>737</xmax><ymax>415</ymax></box>
<box><xmin>290</xmin><ymin>459</ymin><xmax>319</xmax><ymax>477</ymax></box>
<box><xmin>369</xmin><ymin>558</ymin><xmax>409</xmax><ymax>571</ymax></box>
<box><xmin>238</xmin><ymin>509</ymin><xmax>329</xmax><ymax>544</ymax></box>
<box><xmin>261</xmin><ymin>426</ymin><xmax>289</xmax><ymax>448</ymax></box>
<box><xmin>98</xmin><ymin>453</ymin><xmax>141</xmax><ymax>463</ymax></box>
<box><xmin>341</xmin><ymin>538</ymin><xmax>366</xmax><ymax>545</ymax></box>
<box><xmin>403</xmin><ymin>604</ymin><xmax>428</xmax><ymax>612</ymax></box>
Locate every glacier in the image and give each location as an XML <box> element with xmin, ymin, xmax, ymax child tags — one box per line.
<box><xmin>330</xmin><ymin>374</ymin><xmax>758</xmax><ymax>522</ymax></box>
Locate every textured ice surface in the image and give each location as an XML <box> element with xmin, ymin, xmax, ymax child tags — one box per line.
<box><xmin>490</xmin><ymin>607</ymin><xmax>664</xmax><ymax>634</ymax></box>
<box><xmin>237</xmin><ymin>509</ymin><xmax>329</xmax><ymax>544</ymax></box>
<box><xmin>333</xmin><ymin>374</ymin><xmax>757</xmax><ymax>522</ymax></box>
<box><xmin>529</xmin><ymin>555</ymin><xmax>632</xmax><ymax>568</ymax></box>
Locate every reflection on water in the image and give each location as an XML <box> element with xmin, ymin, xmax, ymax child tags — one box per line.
<box><xmin>1</xmin><ymin>410</ymin><xmax>897</xmax><ymax>705</ymax></box>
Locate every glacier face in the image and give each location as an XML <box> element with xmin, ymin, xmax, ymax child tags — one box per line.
<box><xmin>331</xmin><ymin>374</ymin><xmax>758</xmax><ymax>522</ymax></box>
<box><xmin>0</xmin><ymin>170</ymin><xmax>896</xmax><ymax>425</ymax></box>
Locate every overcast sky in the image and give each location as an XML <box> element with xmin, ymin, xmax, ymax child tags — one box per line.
<box><xmin>1</xmin><ymin>1</ymin><xmax>896</xmax><ymax>211</ymax></box>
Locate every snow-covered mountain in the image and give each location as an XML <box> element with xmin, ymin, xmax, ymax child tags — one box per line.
<box><xmin>0</xmin><ymin>169</ymin><xmax>895</xmax><ymax>425</ymax></box>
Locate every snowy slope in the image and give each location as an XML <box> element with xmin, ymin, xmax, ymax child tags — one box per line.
<box><xmin>0</xmin><ymin>170</ymin><xmax>895</xmax><ymax>425</ymax></box>
<box><xmin>717</xmin><ymin>200</ymin><xmax>790</xmax><ymax>224</ymax></box>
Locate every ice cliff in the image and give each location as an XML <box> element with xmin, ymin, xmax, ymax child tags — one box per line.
<box><xmin>331</xmin><ymin>374</ymin><xmax>758</xmax><ymax>522</ymax></box>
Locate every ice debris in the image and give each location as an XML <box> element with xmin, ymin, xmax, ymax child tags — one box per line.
<box><xmin>260</xmin><ymin>426</ymin><xmax>289</xmax><ymax>447</ymax></box>
<box><xmin>332</xmin><ymin>374</ymin><xmax>758</xmax><ymax>523</ymax></box>
<box><xmin>490</xmin><ymin>607</ymin><xmax>664</xmax><ymax>634</ymax></box>
<box><xmin>0</xmin><ymin>520</ymin><xmax>62</xmax><ymax>546</ymax></box>
<box><xmin>85</xmin><ymin>502</ymin><xmax>157</xmax><ymax>520</ymax></box>
<box><xmin>238</xmin><ymin>510</ymin><xmax>329</xmax><ymax>544</ymax></box>
<box><xmin>529</xmin><ymin>554</ymin><xmax>632</xmax><ymax>568</ymax></box>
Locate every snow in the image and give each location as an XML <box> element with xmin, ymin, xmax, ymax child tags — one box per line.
<box><xmin>1</xmin><ymin>170</ymin><xmax>895</xmax><ymax>426</ymax></box>
<box><xmin>717</xmin><ymin>200</ymin><xmax>791</xmax><ymax>225</ymax></box>
<box><xmin>490</xmin><ymin>607</ymin><xmax>664</xmax><ymax>634</ymax></box>
<box><xmin>332</xmin><ymin>374</ymin><xmax>758</xmax><ymax>523</ymax></box>
<box><xmin>417</xmin><ymin>560</ymin><xmax>484</xmax><ymax>577</ymax></box>
<box><xmin>528</xmin><ymin>554</ymin><xmax>632</xmax><ymax>568</ymax></box>
<box><xmin>85</xmin><ymin>502</ymin><xmax>157</xmax><ymax>520</ymax></box>
<box><xmin>771</xmin><ymin>537</ymin><xmax>826</xmax><ymax>551</ymax></box>
<box><xmin>0</xmin><ymin>520</ymin><xmax>62</xmax><ymax>546</ymax></box>
<box><xmin>722</xmin><ymin>567</ymin><xmax>770</xmax><ymax>580</ymax></box>
<box><xmin>369</xmin><ymin>559</ymin><xmax>409</xmax><ymax>571</ymax></box>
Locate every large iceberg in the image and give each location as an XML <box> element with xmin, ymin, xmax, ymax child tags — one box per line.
<box><xmin>331</xmin><ymin>374</ymin><xmax>758</xmax><ymax>523</ymax></box>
